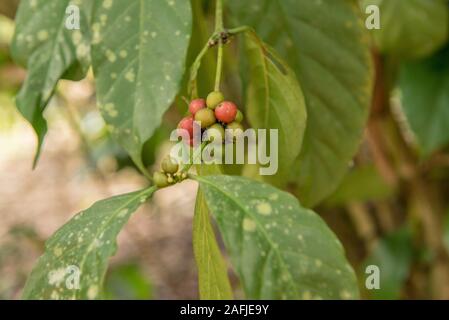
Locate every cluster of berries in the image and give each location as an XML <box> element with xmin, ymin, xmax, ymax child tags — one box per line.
<box><xmin>177</xmin><ymin>91</ymin><xmax>244</xmax><ymax>146</ymax></box>
<box><xmin>153</xmin><ymin>156</ymin><xmax>186</xmax><ymax>188</ymax></box>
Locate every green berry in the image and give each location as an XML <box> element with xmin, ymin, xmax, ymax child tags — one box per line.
<box><xmin>206</xmin><ymin>124</ymin><xmax>225</xmax><ymax>143</ymax></box>
<box><xmin>194</xmin><ymin>108</ymin><xmax>216</xmax><ymax>128</ymax></box>
<box><xmin>161</xmin><ymin>156</ymin><xmax>179</xmax><ymax>174</ymax></box>
<box><xmin>235</xmin><ymin>110</ymin><xmax>244</xmax><ymax>123</ymax></box>
<box><xmin>226</xmin><ymin>122</ymin><xmax>244</xmax><ymax>141</ymax></box>
<box><xmin>206</xmin><ymin>91</ymin><xmax>225</xmax><ymax>109</ymax></box>
<box><xmin>153</xmin><ymin>172</ymin><xmax>169</xmax><ymax>188</ymax></box>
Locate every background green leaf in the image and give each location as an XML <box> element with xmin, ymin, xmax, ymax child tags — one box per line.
<box><xmin>195</xmin><ymin>175</ymin><xmax>359</xmax><ymax>299</ymax></box>
<box><xmin>104</xmin><ymin>263</ymin><xmax>153</xmax><ymax>300</ymax></box>
<box><xmin>11</xmin><ymin>0</ymin><xmax>92</xmax><ymax>166</ymax></box>
<box><xmin>22</xmin><ymin>187</ymin><xmax>156</xmax><ymax>300</ymax></box>
<box><xmin>399</xmin><ymin>45</ymin><xmax>449</xmax><ymax>155</ymax></box>
<box><xmin>91</xmin><ymin>0</ymin><xmax>192</xmax><ymax>174</ymax></box>
<box><xmin>229</xmin><ymin>0</ymin><xmax>374</xmax><ymax>206</ymax></box>
<box><xmin>362</xmin><ymin>0</ymin><xmax>449</xmax><ymax>60</ymax></box>
<box><xmin>325</xmin><ymin>165</ymin><xmax>395</xmax><ymax>206</ymax></box>
<box><xmin>363</xmin><ymin>227</ymin><xmax>413</xmax><ymax>300</ymax></box>
<box><xmin>243</xmin><ymin>31</ymin><xmax>307</xmax><ymax>184</ymax></box>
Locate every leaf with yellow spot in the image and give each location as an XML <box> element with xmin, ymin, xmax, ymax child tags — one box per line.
<box><xmin>194</xmin><ymin>175</ymin><xmax>359</xmax><ymax>300</ymax></box>
<box><xmin>22</xmin><ymin>187</ymin><xmax>156</xmax><ymax>300</ymax></box>
<box><xmin>11</xmin><ymin>0</ymin><xmax>93</xmax><ymax>167</ymax></box>
<box><xmin>90</xmin><ymin>0</ymin><xmax>192</xmax><ymax>175</ymax></box>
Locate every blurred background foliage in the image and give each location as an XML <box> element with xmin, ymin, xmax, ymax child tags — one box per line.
<box><xmin>0</xmin><ymin>0</ymin><xmax>449</xmax><ymax>300</ymax></box>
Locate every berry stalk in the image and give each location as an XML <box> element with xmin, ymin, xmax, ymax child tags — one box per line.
<box><xmin>214</xmin><ymin>0</ymin><xmax>224</xmax><ymax>92</ymax></box>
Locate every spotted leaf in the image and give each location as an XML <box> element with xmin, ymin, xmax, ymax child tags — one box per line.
<box><xmin>22</xmin><ymin>187</ymin><xmax>156</xmax><ymax>300</ymax></box>
<box><xmin>91</xmin><ymin>0</ymin><xmax>192</xmax><ymax>175</ymax></box>
<box><xmin>194</xmin><ymin>175</ymin><xmax>358</xmax><ymax>300</ymax></box>
<box><xmin>11</xmin><ymin>0</ymin><xmax>92</xmax><ymax>166</ymax></box>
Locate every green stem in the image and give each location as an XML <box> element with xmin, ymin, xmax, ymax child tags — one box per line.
<box><xmin>227</xmin><ymin>25</ymin><xmax>252</xmax><ymax>35</ymax></box>
<box><xmin>188</xmin><ymin>37</ymin><xmax>213</xmax><ymax>98</ymax></box>
<box><xmin>180</xmin><ymin>141</ymin><xmax>209</xmax><ymax>174</ymax></box>
<box><xmin>214</xmin><ymin>42</ymin><xmax>224</xmax><ymax>91</ymax></box>
<box><xmin>214</xmin><ymin>0</ymin><xmax>225</xmax><ymax>92</ymax></box>
<box><xmin>215</xmin><ymin>0</ymin><xmax>224</xmax><ymax>31</ymax></box>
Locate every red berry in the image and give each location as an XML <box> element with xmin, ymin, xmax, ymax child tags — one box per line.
<box><xmin>189</xmin><ymin>99</ymin><xmax>206</xmax><ymax>115</ymax></box>
<box><xmin>177</xmin><ymin>116</ymin><xmax>194</xmax><ymax>138</ymax></box>
<box><xmin>215</xmin><ymin>101</ymin><xmax>238</xmax><ymax>124</ymax></box>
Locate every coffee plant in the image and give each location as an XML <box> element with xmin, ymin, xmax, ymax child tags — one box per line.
<box><xmin>9</xmin><ymin>0</ymin><xmax>449</xmax><ymax>300</ymax></box>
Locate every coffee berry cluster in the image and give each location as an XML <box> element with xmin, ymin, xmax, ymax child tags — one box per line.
<box><xmin>177</xmin><ymin>91</ymin><xmax>244</xmax><ymax>146</ymax></box>
<box><xmin>153</xmin><ymin>156</ymin><xmax>187</xmax><ymax>188</ymax></box>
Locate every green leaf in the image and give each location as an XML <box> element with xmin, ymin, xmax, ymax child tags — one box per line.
<box><xmin>90</xmin><ymin>0</ymin><xmax>192</xmax><ymax>175</ymax></box>
<box><xmin>193</xmin><ymin>190</ymin><xmax>234</xmax><ymax>300</ymax></box>
<box><xmin>194</xmin><ymin>175</ymin><xmax>359</xmax><ymax>299</ymax></box>
<box><xmin>193</xmin><ymin>164</ymin><xmax>233</xmax><ymax>300</ymax></box>
<box><xmin>11</xmin><ymin>0</ymin><xmax>92</xmax><ymax>166</ymax></box>
<box><xmin>229</xmin><ymin>0</ymin><xmax>374</xmax><ymax>206</ymax></box>
<box><xmin>22</xmin><ymin>187</ymin><xmax>156</xmax><ymax>300</ymax></box>
<box><xmin>363</xmin><ymin>227</ymin><xmax>413</xmax><ymax>300</ymax></box>
<box><xmin>243</xmin><ymin>31</ymin><xmax>307</xmax><ymax>184</ymax></box>
<box><xmin>399</xmin><ymin>45</ymin><xmax>449</xmax><ymax>155</ymax></box>
<box><xmin>104</xmin><ymin>263</ymin><xmax>153</xmax><ymax>300</ymax></box>
<box><xmin>362</xmin><ymin>0</ymin><xmax>449</xmax><ymax>60</ymax></box>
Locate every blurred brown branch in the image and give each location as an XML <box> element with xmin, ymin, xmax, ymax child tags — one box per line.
<box><xmin>0</xmin><ymin>0</ymin><xmax>19</xmax><ymax>19</ymax></box>
<box><xmin>367</xmin><ymin>50</ymin><xmax>449</xmax><ymax>299</ymax></box>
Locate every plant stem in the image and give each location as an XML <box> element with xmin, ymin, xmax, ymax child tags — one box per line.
<box><xmin>180</xmin><ymin>141</ymin><xmax>209</xmax><ymax>174</ymax></box>
<box><xmin>214</xmin><ymin>42</ymin><xmax>223</xmax><ymax>91</ymax></box>
<box><xmin>214</xmin><ymin>0</ymin><xmax>224</xmax><ymax>92</ymax></box>
<box><xmin>188</xmin><ymin>37</ymin><xmax>214</xmax><ymax>98</ymax></box>
<box><xmin>215</xmin><ymin>0</ymin><xmax>224</xmax><ymax>31</ymax></box>
<box><xmin>227</xmin><ymin>25</ymin><xmax>251</xmax><ymax>35</ymax></box>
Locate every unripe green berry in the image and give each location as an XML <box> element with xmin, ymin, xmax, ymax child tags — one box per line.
<box><xmin>206</xmin><ymin>123</ymin><xmax>225</xmax><ymax>143</ymax></box>
<box><xmin>235</xmin><ymin>110</ymin><xmax>244</xmax><ymax>123</ymax></box>
<box><xmin>161</xmin><ymin>156</ymin><xmax>179</xmax><ymax>174</ymax></box>
<box><xmin>153</xmin><ymin>172</ymin><xmax>169</xmax><ymax>188</ymax></box>
<box><xmin>206</xmin><ymin>91</ymin><xmax>225</xmax><ymax>110</ymax></box>
<box><xmin>167</xmin><ymin>176</ymin><xmax>174</xmax><ymax>184</ymax></box>
<box><xmin>226</xmin><ymin>122</ymin><xmax>244</xmax><ymax>141</ymax></box>
<box><xmin>195</xmin><ymin>108</ymin><xmax>216</xmax><ymax>128</ymax></box>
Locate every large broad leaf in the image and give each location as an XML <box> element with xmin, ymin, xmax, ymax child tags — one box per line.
<box><xmin>229</xmin><ymin>0</ymin><xmax>373</xmax><ymax>206</ymax></box>
<box><xmin>193</xmin><ymin>164</ymin><xmax>233</xmax><ymax>299</ymax></box>
<box><xmin>90</xmin><ymin>0</ymin><xmax>192</xmax><ymax>174</ymax></box>
<box><xmin>11</xmin><ymin>0</ymin><xmax>92</xmax><ymax>166</ymax></box>
<box><xmin>362</xmin><ymin>0</ymin><xmax>449</xmax><ymax>60</ymax></box>
<box><xmin>194</xmin><ymin>175</ymin><xmax>359</xmax><ymax>300</ymax></box>
<box><xmin>399</xmin><ymin>45</ymin><xmax>449</xmax><ymax>155</ymax></box>
<box><xmin>22</xmin><ymin>187</ymin><xmax>156</xmax><ymax>300</ymax></box>
<box><xmin>244</xmin><ymin>31</ymin><xmax>307</xmax><ymax>184</ymax></box>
